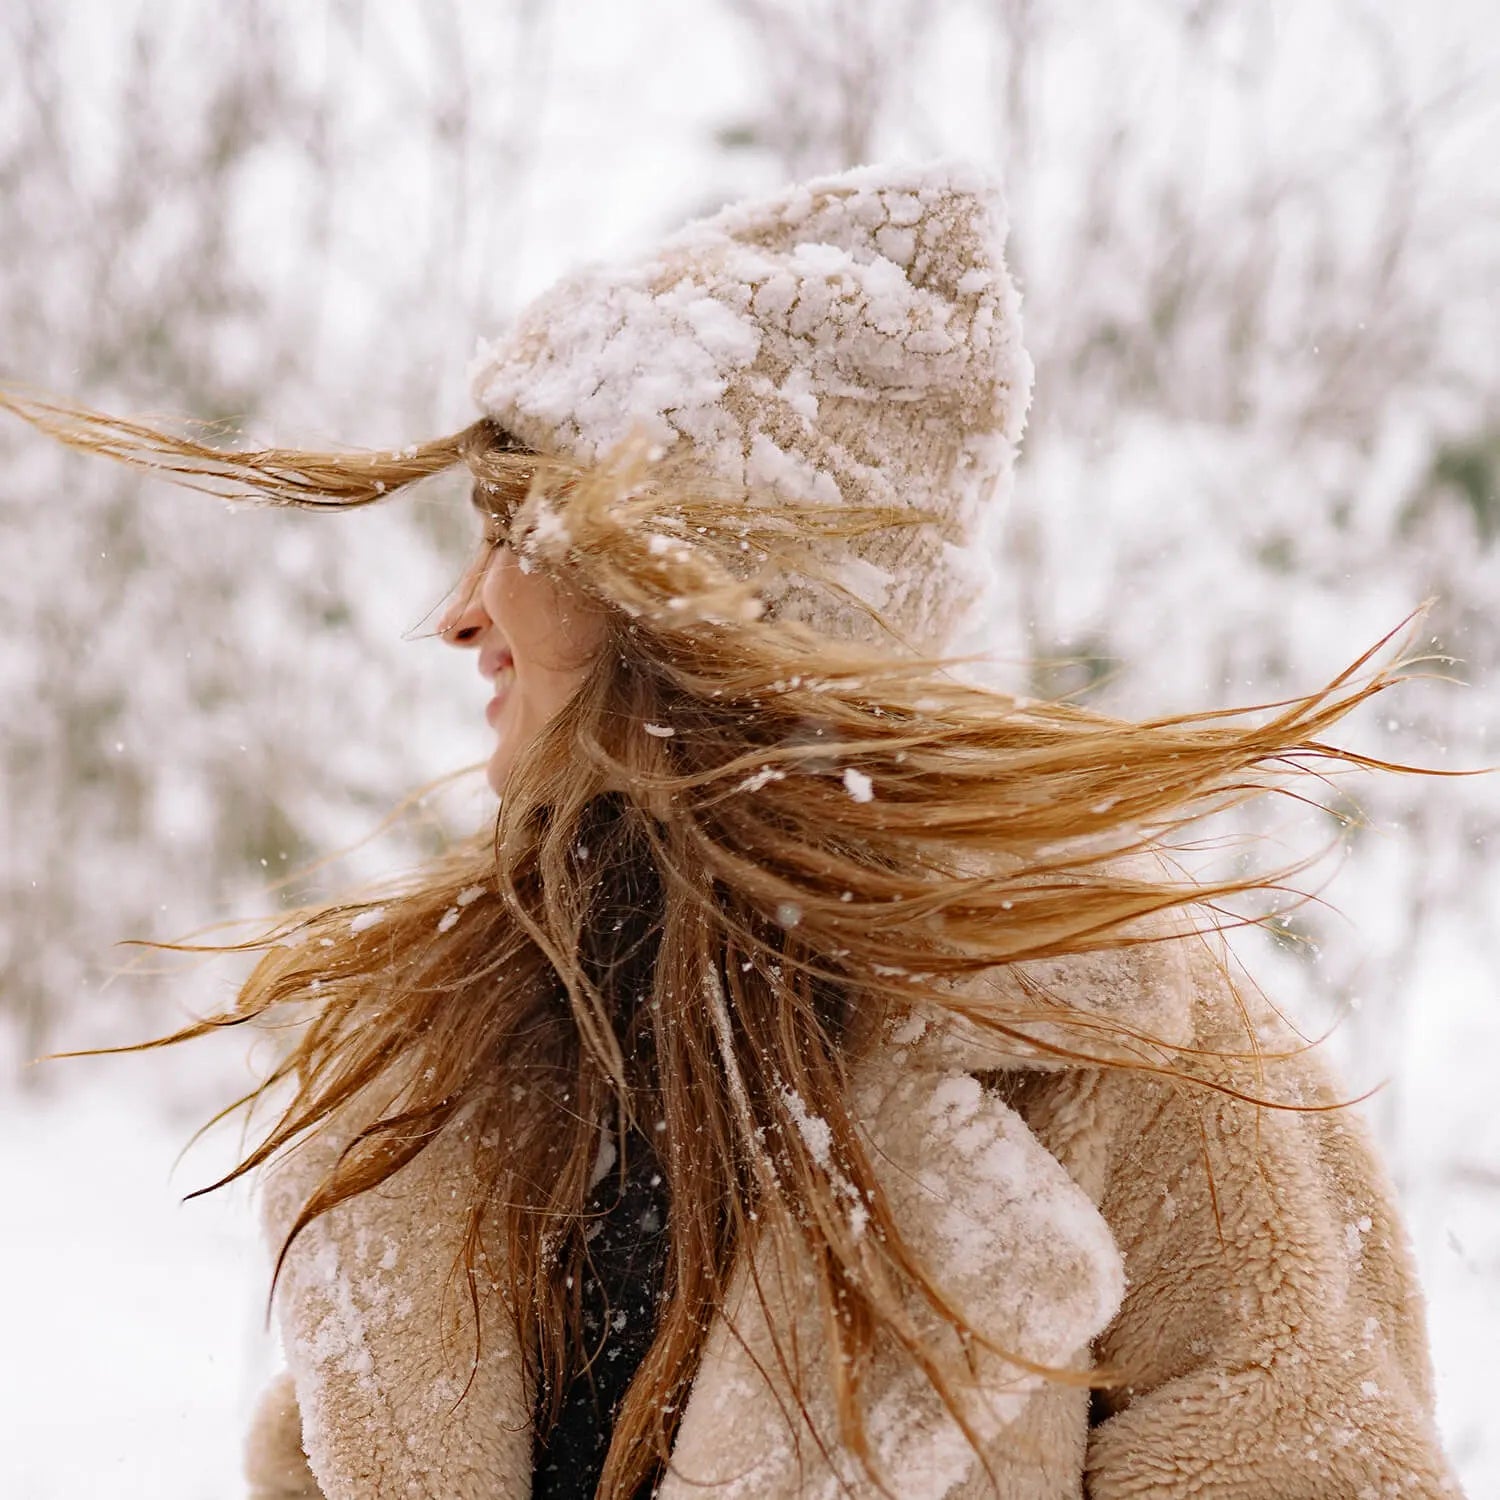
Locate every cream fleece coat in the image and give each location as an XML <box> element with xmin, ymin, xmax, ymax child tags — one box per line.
<box><xmin>244</xmin><ymin>929</ymin><xmax>1464</xmax><ymax>1499</ymax></box>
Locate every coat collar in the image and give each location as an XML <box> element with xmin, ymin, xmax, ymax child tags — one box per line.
<box><xmin>262</xmin><ymin>978</ymin><xmax>1140</xmax><ymax>1499</ymax></box>
<box><xmin>655</xmin><ymin>1033</ymin><xmax>1125</xmax><ymax>1498</ymax></box>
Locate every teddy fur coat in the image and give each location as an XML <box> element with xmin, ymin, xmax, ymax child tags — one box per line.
<box><xmin>244</xmin><ymin>929</ymin><xmax>1465</xmax><ymax>1499</ymax></box>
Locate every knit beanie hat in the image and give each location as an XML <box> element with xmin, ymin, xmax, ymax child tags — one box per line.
<box><xmin>468</xmin><ymin>160</ymin><xmax>1032</xmax><ymax>658</ymax></box>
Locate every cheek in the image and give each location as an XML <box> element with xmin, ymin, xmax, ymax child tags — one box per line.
<box><xmin>478</xmin><ymin>549</ymin><xmax>532</xmax><ymax>650</ymax></box>
<box><xmin>480</xmin><ymin>549</ymin><xmax>605</xmax><ymax>676</ymax></box>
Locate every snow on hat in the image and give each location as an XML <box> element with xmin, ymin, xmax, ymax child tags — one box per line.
<box><xmin>468</xmin><ymin>159</ymin><xmax>1033</xmax><ymax>657</ymax></box>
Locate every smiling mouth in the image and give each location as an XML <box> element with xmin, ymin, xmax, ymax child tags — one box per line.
<box><xmin>485</xmin><ymin>660</ymin><xmax>516</xmax><ymax>725</ymax></box>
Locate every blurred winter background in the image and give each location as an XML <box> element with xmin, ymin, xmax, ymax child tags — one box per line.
<box><xmin>1</xmin><ymin>0</ymin><xmax>1496</xmax><ymax>1494</ymax></box>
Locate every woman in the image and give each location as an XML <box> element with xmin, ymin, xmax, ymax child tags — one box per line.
<box><xmin>6</xmin><ymin>161</ymin><xmax>1463</xmax><ymax>1498</ymax></box>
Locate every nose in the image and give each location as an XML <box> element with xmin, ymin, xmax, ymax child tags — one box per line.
<box><xmin>439</xmin><ymin>556</ymin><xmax>490</xmax><ymax>647</ymax></box>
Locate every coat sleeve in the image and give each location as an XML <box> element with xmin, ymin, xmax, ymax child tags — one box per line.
<box><xmin>245</xmin><ymin>1370</ymin><xmax>324</xmax><ymax>1500</ymax></box>
<box><xmin>1029</xmin><ymin>941</ymin><xmax>1467</xmax><ymax>1498</ymax></box>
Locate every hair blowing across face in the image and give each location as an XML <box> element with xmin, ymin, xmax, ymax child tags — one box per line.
<box><xmin>1</xmin><ymin>389</ymin><xmax>1443</xmax><ymax>1499</ymax></box>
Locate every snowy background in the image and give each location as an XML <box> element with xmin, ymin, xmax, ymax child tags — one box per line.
<box><xmin>1</xmin><ymin>1</ymin><xmax>1497</xmax><ymax>1494</ymax></box>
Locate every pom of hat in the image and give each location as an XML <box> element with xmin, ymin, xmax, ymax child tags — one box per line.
<box><xmin>469</xmin><ymin>159</ymin><xmax>1032</xmax><ymax>657</ymax></box>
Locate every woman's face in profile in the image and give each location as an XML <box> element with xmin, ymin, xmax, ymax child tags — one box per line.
<box><xmin>440</xmin><ymin>535</ymin><xmax>607</xmax><ymax>794</ymax></box>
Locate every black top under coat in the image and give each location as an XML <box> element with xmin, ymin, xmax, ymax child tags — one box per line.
<box><xmin>530</xmin><ymin>1128</ymin><xmax>671</xmax><ymax>1500</ymax></box>
<box><xmin>531</xmin><ymin>794</ymin><xmax>671</xmax><ymax>1499</ymax></box>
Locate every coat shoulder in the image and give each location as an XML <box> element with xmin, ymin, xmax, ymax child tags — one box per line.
<box><xmin>980</xmin><ymin>932</ymin><xmax>1467</xmax><ymax>1497</ymax></box>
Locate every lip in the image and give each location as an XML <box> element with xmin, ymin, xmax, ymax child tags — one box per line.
<box><xmin>484</xmin><ymin>683</ymin><xmax>510</xmax><ymax>726</ymax></box>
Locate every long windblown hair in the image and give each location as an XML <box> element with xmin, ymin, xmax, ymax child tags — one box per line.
<box><xmin>3</xmin><ymin>388</ymin><xmax>1432</xmax><ymax>1498</ymax></box>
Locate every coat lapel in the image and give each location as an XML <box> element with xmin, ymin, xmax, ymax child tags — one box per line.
<box><xmin>660</xmin><ymin>1034</ymin><xmax>1126</xmax><ymax>1499</ymax></box>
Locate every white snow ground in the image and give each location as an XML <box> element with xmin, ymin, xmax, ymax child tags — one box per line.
<box><xmin>0</xmin><ymin>1064</ymin><xmax>274</xmax><ymax>1500</ymax></box>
